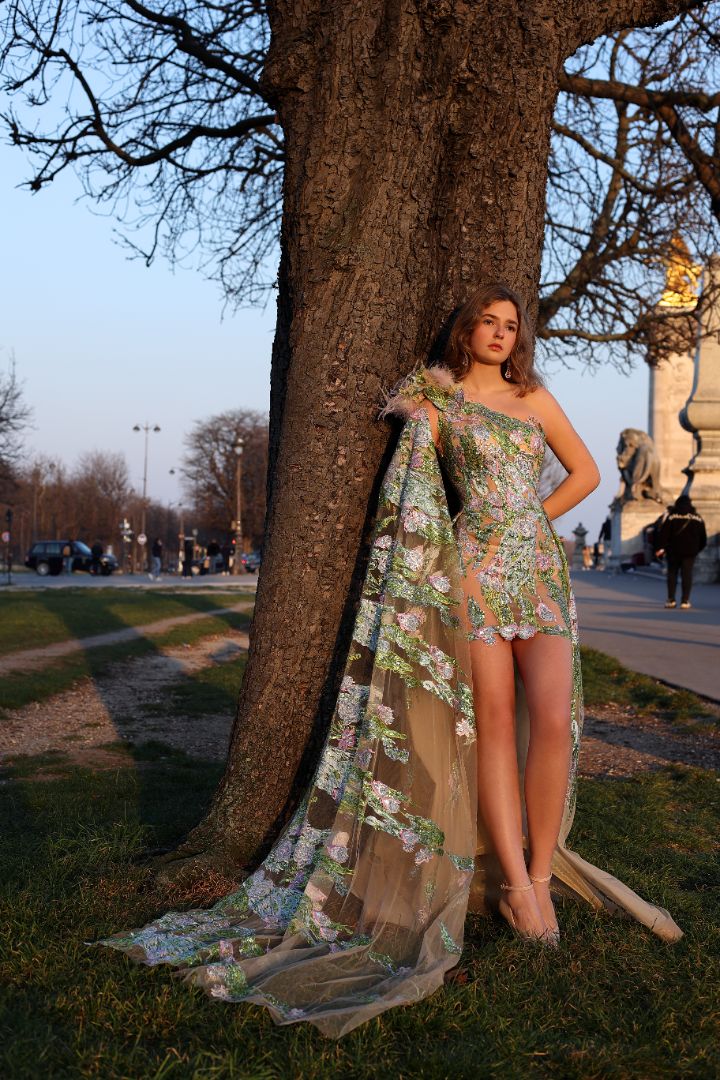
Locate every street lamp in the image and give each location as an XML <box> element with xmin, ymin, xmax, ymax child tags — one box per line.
<box><xmin>232</xmin><ymin>438</ymin><xmax>245</xmax><ymax>575</ymax></box>
<box><xmin>133</xmin><ymin>422</ymin><xmax>161</xmax><ymax>571</ymax></box>
<box><xmin>169</xmin><ymin>467</ymin><xmax>189</xmax><ymax>577</ymax></box>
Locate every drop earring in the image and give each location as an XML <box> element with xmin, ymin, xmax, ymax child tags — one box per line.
<box><xmin>504</xmin><ymin>360</ymin><xmax>513</xmax><ymax>381</ymax></box>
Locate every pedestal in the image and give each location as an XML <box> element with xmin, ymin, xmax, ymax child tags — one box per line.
<box><xmin>606</xmin><ymin>501</ymin><xmax>663</xmax><ymax>572</ymax></box>
<box><xmin>686</xmin><ymin>498</ymin><xmax>720</xmax><ymax>583</ymax></box>
<box><xmin>679</xmin><ymin>254</ymin><xmax>720</xmax><ymax>584</ymax></box>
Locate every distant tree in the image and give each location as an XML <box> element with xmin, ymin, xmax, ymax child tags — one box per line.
<box><xmin>182</xmin><ymin>410</ymin><xmax>268</xmax><ymax>549</ymax></box>
<box><xmin>0</xmin><ymin>355</ymin><xmax>32</xmax><ymax>496</ymax></box>
<box><xmin>71</xmin><ymin>450</ymin><xmax>132</xmax><ymax>543</ymax></box>
<box><xmin>542</xmin><ymin>22</ymin><xmax>720</xmax><ymax>366</ymax></box>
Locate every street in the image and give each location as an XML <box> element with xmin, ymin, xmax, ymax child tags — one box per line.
<box><xmin>572</xmin><ymin>568</ymin><xmax>719</xmax><ymax>701</ymax></box>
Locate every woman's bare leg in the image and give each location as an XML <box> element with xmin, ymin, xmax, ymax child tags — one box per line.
<box><xmin>512</xmin><ymin>632</ymin><xmax>573</xmax><ymax>932</ymax></box>
<box><xmin>470</xmin><ymin>638</ymin><xmax>546</xmax><ymax>937</ymax></box>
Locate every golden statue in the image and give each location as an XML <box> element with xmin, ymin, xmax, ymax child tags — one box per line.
<box><xmin>658</xmin><ymin>235</ymin><xmax>701</xmax><ymax>309</ymax></box>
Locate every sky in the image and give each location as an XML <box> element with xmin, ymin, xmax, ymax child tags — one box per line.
<box><xmin>1</xmin><ymin>141</ymin><xmax>654</xmax><ymax>542</ymax></box>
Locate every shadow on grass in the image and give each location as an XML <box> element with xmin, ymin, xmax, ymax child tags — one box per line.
<box><xmin>1</xmin><ymin>593</ymin><xmax>251</xmax><ymax>865</ymax></box>
<box><xmin>0</xmin><ymin>587</ymin><xmax>253</xmax><ymax>657</ymax></box>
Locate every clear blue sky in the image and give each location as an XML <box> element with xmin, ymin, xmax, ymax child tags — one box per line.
<box><xmin>1</xmin><ymin>141</ymin><xmax>652</xmax><ymax>541</ymax></box>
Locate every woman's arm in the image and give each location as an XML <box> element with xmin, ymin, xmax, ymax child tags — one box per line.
<box><xmin>531</xmin><ymin>388</ymin><xmax>601</xmax><ymax>521</ymax></box>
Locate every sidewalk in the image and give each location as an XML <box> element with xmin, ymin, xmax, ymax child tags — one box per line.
<box><xmin>571</xmin><ymin>569</ymin><xmax>720</xmax><ymax>701</ymax></box>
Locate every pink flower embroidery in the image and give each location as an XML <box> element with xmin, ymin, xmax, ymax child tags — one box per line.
<box><xmin>397</xmin><ymin>611</ymin><xmax>421</xmax><ymax>632</ymax></box>
<box><xmin>428</xmin><ymin>573</ymin><xmax>451</xmax><ymax>593</ymax></box>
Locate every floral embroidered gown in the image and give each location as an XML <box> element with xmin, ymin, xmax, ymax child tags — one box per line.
<box><xmin>98</xmin><ymin>365</ymin><xmax>682</xmax><ymax>1038</ymax></box>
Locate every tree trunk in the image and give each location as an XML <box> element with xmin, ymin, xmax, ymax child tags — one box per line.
<box><xmin>157</xmin><ymin>0</ymin><xmax>704</xmax><ymax>881</ymax></box>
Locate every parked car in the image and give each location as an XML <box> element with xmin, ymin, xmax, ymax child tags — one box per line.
<box><xmin>241</xmin><ymin>550</ymin><xmax>262</xmax><ymax>573</ymax></box>
<box><xmin>25</xmin><ymin>540</ymin><xmax>119</xmax><ymax>577</ymax></box>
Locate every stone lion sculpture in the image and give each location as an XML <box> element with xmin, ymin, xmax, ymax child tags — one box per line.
<box><xmin>616</xmin><ymin>428</ymin><xmax>663</xmax><ymax>503</ymax></box>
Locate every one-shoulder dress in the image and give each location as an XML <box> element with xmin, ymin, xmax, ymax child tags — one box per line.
<box><xmin>97</xmin><ymin>364</ymin><xmax>682</xmax><ymax>1039</ymax></box>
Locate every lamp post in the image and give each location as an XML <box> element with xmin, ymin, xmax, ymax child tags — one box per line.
<box><xmin>232</xmin><ymin>438</ymin><xmax>245</xmax><ymax>575</ymax></box>
<box><xmin>133</xmin><ymin>422</ymin><xmax>161</xmax><ymax>571</ymax></box>
<box><xmin>168</xmin><ymin>468</ymin><xmax>185</xmax><ymax>574</ymax></box>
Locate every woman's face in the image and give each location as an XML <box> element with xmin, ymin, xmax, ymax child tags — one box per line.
<box><xmin>468</xmin><ymin>300</ymin><xmax>519</xmax><ymax>368</ymax></box>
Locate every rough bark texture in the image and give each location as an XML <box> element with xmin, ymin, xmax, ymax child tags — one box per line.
<box><xmin>157</xmin><ymin>0</ymin><xmax>706</xmax><ymax>881</ymax></box>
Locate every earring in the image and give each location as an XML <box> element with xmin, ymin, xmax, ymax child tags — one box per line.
<box><xmin>504</xmin><ymin>360</ymin><xmax>513</xmax><ymax>381</ymax></box>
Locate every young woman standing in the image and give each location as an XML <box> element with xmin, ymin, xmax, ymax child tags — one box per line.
<box><xmin>98</xmin><ymin>283</ymin><xmax>682</xmax><ymax>1037</ymax></box>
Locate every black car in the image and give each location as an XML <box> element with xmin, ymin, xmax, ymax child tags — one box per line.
<box><xmin>240</xmin><ymin>550</ymin><xmax>262</xmax><ymax>573</ymax></box>
<box><xmin>25</xmin><ymin>540</ymin><xmax>118</xmax><ymax>576</ymax></box>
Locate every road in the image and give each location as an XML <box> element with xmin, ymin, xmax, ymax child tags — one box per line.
<box><xmin>572</xmin><ymin>568</ymin><xmax>719</xmax><ymax>701</ymax></box>
<box><xmin>0</xmin><ymin>570</ymin><xmax>258</xmax><ymax>591</ymax></box>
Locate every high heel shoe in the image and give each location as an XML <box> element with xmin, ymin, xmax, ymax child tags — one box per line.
<box><xmin>529</xmin><ymin>873</ymin><xmax>560</xmax><ymax>944</ymax></box>
<box><xmin>497</xmin><ymin>880</ymin><xmax>557</xmax><ymax>946</ymax></box>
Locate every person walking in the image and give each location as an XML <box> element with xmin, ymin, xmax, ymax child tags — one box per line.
<box><xmin>150</xmin><ymin>538</ymin><xmax>163</xmax><ymax>581</ymax></box>
<box><xmin>206</xmin><ymin>538</ymin><xmax>221</xmax><ymax>574</ymax></box>
<box><xmin>62</xmin><ymin>540</ymin><xmax>74</xmax><ymax>575</ymax></box>
<box><xmin>655</xmin><ymin>494</ymin><xmax>707</xmax><ymax>609</ymax></box>
<box><xmin>596</xmin><ymin>515</ymin><xmax>612</xmax><ymax>569</ymax></box>
<box><xmin>182</xmin><ymin>536</ymin><xmax>194</xmax><ymax>578</ymax></box>
<box><xmin>90</xmin><ymin>540</ymin><xmax>103</xmax><ymax>576</ymax></box>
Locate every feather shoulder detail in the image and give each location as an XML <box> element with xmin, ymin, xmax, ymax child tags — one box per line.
<box><xmin>378</xmin><ymin>363</ymin><xmax>460</xmax><ymax>420</ymax></box>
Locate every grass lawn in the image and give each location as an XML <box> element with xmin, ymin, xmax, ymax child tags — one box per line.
<box><xmin>1</xmin><ymin>600</ymin><xmax>718</xmax><ymax>1076</ymax></box>
<box><xmin>0</xmin><ymin>588</ymin><xmax>253</xmax><ymax>658</ymax></box>
<box><xmin>581</xmin><ymin>647</ymin><xmax>717</xmax><ymax>723</ymax></box>
<box><xmin>1</xmin><ymin>749</ymin><xmax>717</xmax><ymax>1078</ymax></box>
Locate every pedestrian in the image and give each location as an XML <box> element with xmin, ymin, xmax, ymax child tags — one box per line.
<box><xmin>150</xmin><ymin>538</ymin><xmax>163</xmax><ymax>581</ymax></box>
<box><xmin>182</xmin><ymin>536</ymin><xmax>194</xmax><ymax>578</ymax></box>
<box><xmin>90</xmin><ymin>540</ymin><xmax>103</xmax><ymax>575</ymax></box>
<box><xmin>655</xmin><ymin>493</ymin><xmax>707</xmax><ymax>609</ymax></box>
<box><xmin>207</xmin><ymin>538</ymin><xmax>221</xmax><ymax>574</ymax></box>
<box><xmin>597</xmin><ymin>516</ymin><xmax>611</xmax><ymax>569</ymax></box>
<box><xmin>62</xmin><ymin>539</ymin><xmax>74</xmax><ymax>575</ymax></box>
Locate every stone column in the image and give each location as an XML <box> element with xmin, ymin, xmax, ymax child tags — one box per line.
<box><xmin>648</xmin><ymin>353</ymin><xmax>695</xmax><ymax>501</ymax></box>
<box><xmin>680</xmin><ymin>256</ymin><xmax>720</xmax><ymax>584</ymax></box>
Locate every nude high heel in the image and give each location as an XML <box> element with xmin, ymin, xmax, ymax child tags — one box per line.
<box><xmin>497</xmin><ymin>880</ymin><xmax>557</xmax><ymax>946</ymax></box>
<box><xmin>529</xmin><ymin>873</ymin><xmax>560</xmax><ymax>944</ymax></box>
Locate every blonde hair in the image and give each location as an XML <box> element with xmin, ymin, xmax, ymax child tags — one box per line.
<box><xmin>442</xmin><ymin>283</ymin><xmax>543</xmax><ymax>397</ymax></box>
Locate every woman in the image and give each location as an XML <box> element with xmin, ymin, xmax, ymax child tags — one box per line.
<box><xmin>98</xmin><ymin>284</ymin><xmax>682</xmax><ymax>1038</ymax></box>
<box><xmin>655</xmin><ymin>494</ymin><xmax>707</xmax><ymax>609</ymax></box>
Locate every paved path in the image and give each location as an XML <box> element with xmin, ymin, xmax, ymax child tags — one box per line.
<box><xmin>571</xmin><ymin>570</ymin><xmax>720</xmax><ymax>701</ymax></box>
<box><xmin>0</xmin><ymin>602</ymin><xmax>252</xmax><ymax>676</ymax></box>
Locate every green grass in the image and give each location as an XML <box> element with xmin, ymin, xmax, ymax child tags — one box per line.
<box><xmin>0</xmin><ymin>610</ymin><xmax>251</xmax><ymax>717</ymax></box>
<box><xmin>143</xmin><ymin>655</ymin><xmax>247</xmax><ymax>719</ymax></box>
<box><xmin>580</xmin><ymin>646</ymin><xmax>717</xmax><ymax>722</ymax></box>
<box><xmin>1</xmin><ymin>598</ymin><xmax>717</xmax><ymax>1074</ymax></box>
<box><xmin>1</xmin><ymin>750</ymin><xmax>718</xmax><ymax>1078</ymax></box>
<box><xmin>0</xmin><ymin>588</ymin><xmax>253</xmax><ymax>658</ymax></box>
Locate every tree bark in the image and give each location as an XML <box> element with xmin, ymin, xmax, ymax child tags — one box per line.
<box><xmin>157</xmin><ymin>0</ymin><xmax>706</xmax><ymax>881</ymax></box>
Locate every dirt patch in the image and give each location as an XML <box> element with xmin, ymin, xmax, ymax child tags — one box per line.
<box><xmin>0</xmin><ymin>632</ymin><xmax>247</xmax><ymax>767</ymax></box>
<box><xmin>579</xmin><ymin>701</ymin><xmax>720</xmax><ymax>779</ymax></box>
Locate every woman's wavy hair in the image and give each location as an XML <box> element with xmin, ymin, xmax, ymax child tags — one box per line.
<box><xmin>441</xmin><ymin>282</ymin><xmax>543</xmax><ymax>397</ymax></box>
